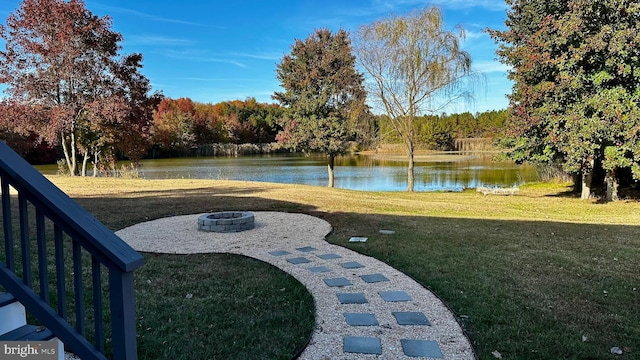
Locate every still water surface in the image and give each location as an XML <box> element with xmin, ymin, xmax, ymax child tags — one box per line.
<box><xmin>88</xmin><ymin>153</ymin><xmax>537</xmax><ymax>192</ymax></box>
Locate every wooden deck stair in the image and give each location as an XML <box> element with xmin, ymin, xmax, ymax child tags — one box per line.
<box><xmin>0</xmin><ymin>292</ymin><xmax>63</xmax><ymax>359</ymax></box>
<box><xmin>1</xmin><ymin>140</ymin><xmax>143</xmax><ymax>359</ymax></box>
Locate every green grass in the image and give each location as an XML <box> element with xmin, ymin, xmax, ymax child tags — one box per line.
<box><xmin>48</xmin><ymin>176</ymin><xmax>640</xmax><ymax>360</ymax></box>
<box><xmin>135</xmin><ymin>253</ymin><xmax>314</xmax><ymax>359</ymax></box>
<box><xmin>336</xmin><ymin>217</ymin><xmax>639</xmax><ymax>359</ymax></box>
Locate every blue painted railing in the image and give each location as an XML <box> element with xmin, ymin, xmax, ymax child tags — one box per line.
<box><xmin>0</xmin><ymin>141</ymin><xmax>143</xmax><ymax>359</ymax></box>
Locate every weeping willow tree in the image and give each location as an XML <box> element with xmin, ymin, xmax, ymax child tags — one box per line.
<box><xmin>355</xmin><ymin>7</ymin><xmax>476</xmax><ymax>191</ymax></box>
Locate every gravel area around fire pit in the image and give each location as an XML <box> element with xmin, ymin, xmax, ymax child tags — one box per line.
<box><xmin>115</xmin><ymin>212</ymin><xmax>475</xmax><ymax>359</ymax></box>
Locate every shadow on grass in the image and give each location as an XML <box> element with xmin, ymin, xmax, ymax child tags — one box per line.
<box><xmin>325</xmin><ymin>213</ymin><xmax>639</xmax><ymax>360</ymax></box>
<box><xmin>544</xmin><ymin>185</ymin><xmax>640</xmax><ymax>202</ymax></box>
<box><xmin>72</xmin><ymin>186</ymin><xmax>322</xmax><ymax>230</ymax></box>
<box><xmin>71</xmin><ymin>187</ymin><xmax>640</xmax><ymax>360</ymax></box>
<box><xmin>134</xmin><ymin>252</ymin><xmax>314</xmax><ymax>360</ymax></box>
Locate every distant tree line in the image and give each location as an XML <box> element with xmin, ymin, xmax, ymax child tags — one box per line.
<box><xmin>1</xmin><ymin>94</ymin><xmax>508</xmax><ymax>164</ymax></box>
<box><xmin>378</xmin><ymin>110</ymin><xmax>508</xmax><ymax>150</ymax></box>
<box><xmin>145</xmin><ymin>100</ymin><xmax>508</xmax><ymax>158</ymax></box>
<box><xmin>150</xmin><ymin>97</ymin><xmax>284</xmax><ymax>157</ymax></box>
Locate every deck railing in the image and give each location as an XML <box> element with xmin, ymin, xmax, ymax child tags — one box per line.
<box><xmin>0</xmin><ymin>140</ymin><xmax>144</xmax><ymax>359</ymax></box>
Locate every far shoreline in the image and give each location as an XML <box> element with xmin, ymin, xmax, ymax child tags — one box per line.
<box><xmin>356</xmin><ymin>150</ymin><xmax>503</xmax><ymax>163</ymax></box>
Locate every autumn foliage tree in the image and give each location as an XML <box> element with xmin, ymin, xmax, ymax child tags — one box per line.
<box><xmin>151</xmin><ymin>97</ymin><xmax>283</xmax><ymax>155</ymax></box>
<box><xmin>153</xmin><ymin>98</ymin><xmax>199</xmax><ymax>153</ymax></box>
<box><xmin>490</xmin><ymin>0</ymin><xmax>640</xmax><ymax>200</ymax></box>
<box><xmin>0</xmin><ymin>0</ymin><xmax>160</xmax><ymax>175</ymax></box>
<box><xmin>274</xmin><ymin>28</ymin><xmax>367</xmax><ymax>188</ymax></box>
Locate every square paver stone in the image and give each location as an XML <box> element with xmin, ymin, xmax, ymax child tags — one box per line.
<box><xmin>307</xmin><ymin>266</ymin><xmax>332</xmax><ymax>273</ymax></box>
<box><xmin>343</xmin><ymin>313</ymin><xmax>379</xmax><ymax>326</ymax></box>
<box><xmin>269</xmin><ymin>250</ymin><xmax>290</xmax><ymax>256</ymax></box>
<box><xmin>287</xmin><ymin>257</ymin><xmax>311</xmax><ymax>265</ymax></box>
<box><xmin>337</xmin><ymin>292</ymin><xmax>368</xmax><ymax>304</ymax></box>
<box><xmin>379</xmin><ymin>290</ymin><xmax>412</xmax><ymax>302</ymax></box>
<box><xmin>393</xmin><ymin>312</ymin><xmax>431</xmax><ymax>326</ymax></box>
<box><xmin>360</xmin><ymin>273</ymin><xmax>389</xmax><ymax>283</ymax></box>
<box><xmin>344</xmin><ymin>336</ymin><xmax>382</xmax><ymax>355</ymax></box>
<box><xmin>317</xmin><ymin>253</ymin><xmax>342</xmax><ymax>260</ymax></box>
<box><xmin>340</xmin><ymin>261</ymin><xmax>365</xmax><ymax>269</ymax></box>
<box><xmin>401</xmin><ymin>339</ymin><xmax>443</xmax><ymax>358</ymax></box>
<box><xmin>296</xmin><ymin>246</ymin><xmax>317</xmax><ymax>252</ymax></box>
<box><xmin>324</xmin><ymin>277</ymin><xmax>353</xmax><ymax>287</ymax></box>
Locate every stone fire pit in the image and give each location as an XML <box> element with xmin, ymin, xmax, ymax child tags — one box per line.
<box><xmin>198</xmin><ymin>211</ymin><xmax>255</xmax><ymax>232</ymax></box>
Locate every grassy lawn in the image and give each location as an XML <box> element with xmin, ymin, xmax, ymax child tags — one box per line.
<box><xmin>135</xmin><ymin>253</ymin><xmax>313</xmax><ymax>359</ymax></box>
<box><xmin>49</xmin><ymin>176</ymin><xmax>640</xmax><ymax>360</ymax></box>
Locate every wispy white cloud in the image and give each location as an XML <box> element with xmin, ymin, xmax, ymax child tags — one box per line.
<box><xmin>162</xmin><ymin>50</ymin><xmax>247</xmax><ymax>68</ymax></box>
<box><xmin>430</xmin><ymin>0</ymin><xmax>507</xmax><ymax>11</ymax></box>
<box><xmin>371</xmin><ymin>0</ymin><xmax>506</xmax><ymax>12</ymax></box>
<box><xmin>183</xmin><ymin>77</ymin><xmax>257</xmax><ymax>82</ymax></box>
<box><xmin>474</xmin><ymin>61</ymin><xmax>511</xmax><ymax>73</ymax></box>
<box><xmin>88</xmin><ymin>2</ymin><xmax>224</xmax><ymax>28</ymax></box>
<box><xmin>464</xmin><ymin>29</ymin><xmax>487</xmax><ymax>40</ymax></box>
<box><xmin>198</xmin><ymin>58</ymin><xmax>248</xmax><ymax>68</ymax></box>
<box><xmin>230</xmin><ymin>52</ymin><xmax>282</xmax><ymax>61</ymax></box>
<box><xmin>126</xmin><ymin>35</ymin><xmax>196</xmax><ymax>46</ymax></box>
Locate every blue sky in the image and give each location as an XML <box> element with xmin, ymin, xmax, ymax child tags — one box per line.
<box><xmin>1</xmin><ymin>0</ymin><xmax>511</xmax><ymax>114</ymax></box>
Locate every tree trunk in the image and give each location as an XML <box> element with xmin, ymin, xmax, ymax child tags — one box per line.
<box><xmin>60</xmin><ymin>133</ymin><xmax>77</xmax><ymax>176</ymax></box>
<box><xmin>605</xmin><ymin>170</ymin><xmax>619</xmax><ymax>202</ymax></box>
<box><xmin>581</xmin><ymin>171</ymin><xmax>592</xmax><ymax>199</ymax></box>
<box><xmin>70</xmin><ymin>130</ymin><xmax>78</xmax><ymax>176</ymax></box>
<box><xmin>327</xmin><ymin>154</ymin><xmax>335</xmax><ymax>188</ymax></box>
<box><xmin>405</xmin><ymin>140</ymin><xmax>415</xmax><ymax>192</ymax></box>
<box><xmin>81</xmin><ymin>150</ymin><xmax>89</xmax><ymax>177</ymax></box>
<box><xmin>573</xmin><ymin>173</ymin><xmax>582</xmax><ymax>193</ymax></box>
<box><xmin>92</xmin><ymin>151</ymin><xmax>100</xmax><ymax>177</ymax></box>
<box><xmin>61</xmin><ymin>136</ymin><xmax>72</xmax><ymax>173</ymax></box>
<box><xmin>581</xmin><ymin>158</ymin><xmax>594</xmax><ymax>200</ymax></box>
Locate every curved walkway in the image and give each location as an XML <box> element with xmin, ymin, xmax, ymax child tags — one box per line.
<box><xmin>116</xmin><ymin>212</ymin><xmax>475</xmax><ymax>359</ymax></box>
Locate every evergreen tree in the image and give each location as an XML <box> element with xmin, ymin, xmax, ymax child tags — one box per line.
<box><xmin>274</xmin><ymin>28</ymin><xmax>367</xmax><ymax>187</ymax></box>
<box><xmin>490</xmin><ymin>0</ymin><xmax>640</xmax><ymax>200</ymax></box>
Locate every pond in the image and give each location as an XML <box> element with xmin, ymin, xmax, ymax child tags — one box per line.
<box><xmin>38</xmin><ymin>153</ymin><xmax>538</xmax><ymax>192</ymax></box>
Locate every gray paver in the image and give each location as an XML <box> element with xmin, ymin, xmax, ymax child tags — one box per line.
<box><xmin>287</xmin><ymin>257</ymin><xmax>311</xmax><ymax>264</ymax></box>
<box><xmin>337</xmin><ymin>292</ymin><xmax>368</xmax><ymax>304</ymax></box>
<box><xmin>360</xmin><ymin>273</ymin><xmax>389</xmax><ymax>283</ymax></box>
<box><xmin>401</xmin><ymin>339</ymin><xmax>443</xmax><ymax>358</ymax></box>
<box><xmin>343</xmin><ymin>313</ymin><xmax>379</xmax><ymax>326</ymax></box>
<box><xmin>343</xmin><ymin>336</ymin><xmax>382</xmax><ymax>355</ymax></box>
<box><xmin>379</xmin><ymin>290</ymin><xmax>412</xmax><ymax>302</ymax></box>
<box><xmin>340</xmin><ymin>261</ymin><xmax>364</xmax><ymax>269</ymax></box>
<box><xmin>393</xmin><ymin>311</ymin><xmax>431</xmax><ymax>325</ymax></box>
<box><xmin>317</xmin><ymin>253</ymin><xmax>341</xmax><ymax>260</ymax></box>
<box><xmin>307</xmin><ymin>266</ymin><xmax>332</xmax><ymax>273</ymax></box>
<box><xmin>323</xmin><ymin>277</ymin><xmax>352</xmax><ymax>287</ymax></box>
<box><xmin>296</xmin><ymin>246</ymin><xmax>317</xmax><ymax>252</ymax></box>
<box><xmin>268</xmin><ymin>250</ymin><xmax>290</xmax><ymax>256</ymax></box>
